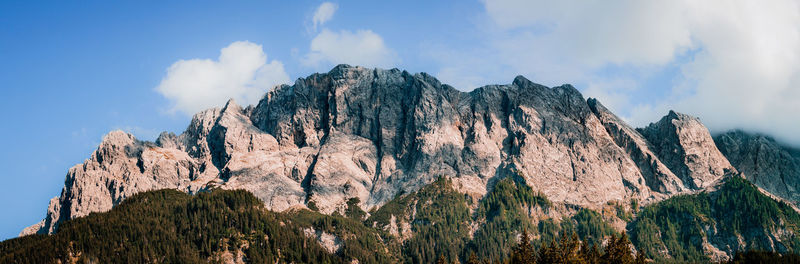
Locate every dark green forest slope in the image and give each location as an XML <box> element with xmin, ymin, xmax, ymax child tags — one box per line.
<box><xmin>0</xmin><ymin>189</ymin><xmax>369</xmax><ymax>263</ymax></box>
<box><xmin>2</xmin><ymin>176</ymin><xmax>800</xmax><ymax>263</ymax></box>
<box><xmin>629</xmin><ymin>176</ymin><xmax>800</xmax><ymax>262</ymax></box>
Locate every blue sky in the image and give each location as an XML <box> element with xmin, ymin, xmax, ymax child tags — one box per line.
<box><xmin>1</xmin><ymin>0</ymin><xmax>799</xmax><ymax>240</ymax></box>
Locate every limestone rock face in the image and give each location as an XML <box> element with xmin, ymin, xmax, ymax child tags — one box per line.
<box><xmin>714</xmin><ymin>130</ymin><xmax>800</xmax><ymax>205</ymax></box>
<box><xmin>588</xmin><ymin>99</ymin><xmax>686</xmax><ymax>195</ymax></box>
<box><xmin>22</xmin><ymin>65</ymin><xmax>742</xmax><ymax>236</ymax></box>
<box><xmin>21</xmin><ymin>131</ymin><xmax>202</xmax><ymax>235</ymax></box>
<box><xmin>638</xmin><ymin>111</ymin><xmax>737</xmax><ymax>189</ymax></box>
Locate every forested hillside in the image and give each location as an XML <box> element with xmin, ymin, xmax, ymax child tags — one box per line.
<box><xmin>630</xmin><ymin>176</ymin><xmax>800</xmax><ymax>262</ymax></box>
<box><xmin>3</xmin><ymin>176</ymin><xmax>800</xmax><ymax>263</ymax></box>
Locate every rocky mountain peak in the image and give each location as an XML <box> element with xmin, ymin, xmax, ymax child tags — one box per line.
<box><xmin>512</xmin><ymin>75</ymin><xmax>539</xmax><ymax>88</ymax></box>
<box><xmin>221</xmin><ymin>98</ymin><xmax>242</xmax><ymax>113</ymax></box>
<box><xmin>638</xmin><ymin>110</ymin><xmax>736</xmax><ymax>189</ymax></box>
<box><xmin>98</xmin><ymin>130</ymin><xmax>136</xmax><ymax>149</ymax></box>
<box><xmin>22</xmin><ymin>66</ymin><xmax>746</xmax><ymax>237</ymax></box>
<box><xmin>587</xmin><ymin>99</ymin><xmax>686</xmax><ymax>194</ymax></box>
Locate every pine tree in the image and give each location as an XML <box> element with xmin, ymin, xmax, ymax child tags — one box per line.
<box><xmin>537</xmin><ymin>240</ymin><xmax>558</xmax><ymax>263</ymax></box>
<box><xmin>581</xmin><ymin>243</ymin><xmax>602</xmax><ymax>264</ymax></box>
<box><xmin>556</xmin><ymin>232</ymin><xmax>584</xmax><ymax>264</ymax></box>
<box><xmin>510</xmin><ymin>229</ymin><xmax>536</xmax><ymax>264</ymax></box>
<box><xmin>437</xmin><ymin>253</ymin><xmax>447</xmax><ymax>264</ymax></box>
<box><xmin>634</xmin><ymin>250</ymin><xmax>647</xmax><ymax>264</ymax></box>
<box><xmin>467</xmin><ymin>252</ymin><xmax>481</xmax><ymax>264</ymax></box>
<box><xmin>601</xmin><ymin>233</ymin><xmax>635</xmax><ymax>264</ymax></box>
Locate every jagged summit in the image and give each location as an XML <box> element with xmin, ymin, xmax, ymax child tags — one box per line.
<box><xmin>639</xmin><ymin>108</ymin><xmax>736</xmax><ymax>189</ymax></box>
<box><xmin>587</xmin><ymin>98</ymin><xmax>687</xmax><ymax>194</ymax></box>
<box><xmin>22</xmin><ymin>66</ymin><xmax>742</xmax><ymax>237</ymax></box>
<box><xmin>221</xmin><ymin>98</ymin><xmax>242</xmax><ymax>112</ymax></box>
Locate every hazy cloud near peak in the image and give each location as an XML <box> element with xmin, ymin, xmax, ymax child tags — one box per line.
<box><xmin>156</xmin><ymin>41</ymin><xmax>290</xmax><ymax>116</ymax></box>
<box><xmin>442</xmin><ymin>0</ymin><xmax>800</xmax><ymax>145</ymax></box>
<box><xmin>312</xmin><ymin>2</ymin><xmax>337</xmax><ymax>31</ymax></box>
<box><xmin>302</xmin><ymin>29</ymin><xmax>398</xmax><ymax>68</ymax></box>
<box><xmin>302</xmin><ymin>2</ymin><xmax>397</xmax><ymax>69</ymax></box>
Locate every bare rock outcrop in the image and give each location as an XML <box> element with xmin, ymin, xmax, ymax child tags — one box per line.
<box><xmin>587</xmin><ymin>99</ymin><xmax>686</xmax><ymax>195</ymax></box>
<box><xmin>22</xmin><ymin>131</ymin><xmax>202</xmax><ymax>235</ymax></box>
<box><xmin>638</xmin><ymin>110</ymin><xmax>737</xmax><ymax>189</ymax></box>
<box><xmin>714</xmin><ymin>130</ymin><xmax>800</xmax><ymax>205</ymax></box>
<box><xmin>22</xmin><ymin>65</ymin><xmax>741</xmax><ymax>236</ymax></box>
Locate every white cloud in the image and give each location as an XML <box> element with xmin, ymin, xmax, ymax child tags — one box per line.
<box><xmin>442</xmin><ymin>0</ymin><xmax>800</xmax><ymax>145</ymax></box>
<box><xmin>156</xmin><ymin>41</ymin><xmax>290</xmax><ymax>115</ymax></box>
<box><xmin>671</xmin><ymin>1</ymin><xmax>800</xmax><ymax>145</ymax></box>
<box><xmin>484</xmin><ymin>0</ymin><xmax>694</xmax><ymax>67</ymax></box>
<box><xmin>312</xmin><ymin>2</ymin><xmax>338</xmax><ymax>31</ymax></box>
<box><xmin>303</xmin><ymin>29</ymin><xmax>398</xmax><ymax>68</ymax></box>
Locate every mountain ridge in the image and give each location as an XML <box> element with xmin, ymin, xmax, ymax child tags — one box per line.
<box><xmin>715</xmin><ymin>130</ymin><xmax>800</xmax><ymax>206</ymax></box>
<box><xmin>19</xmin><ymin>65</ymin><xmax>792</xmax><ymax>256</ymax></box>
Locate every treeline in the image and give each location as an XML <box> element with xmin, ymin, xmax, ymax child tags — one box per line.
<box><xmin>459</xmin><ymin>229</ymin><xmax>800</xmax><ymax>264</ymax></box>
<box><xmin>0</xmin><ymin>189</ymin><xmax>369</xmax><ymax>263</ymax></box>
<box><xmin>3</xmin><ymin>175</ymin><xmax>800</xmax><ymax>263</ymax></box>
<box><xmin>728</xmin><ymin>251</ymin><xmax>800</xmax><ymax>264</ymax></box>
<box><xmin>505</xmin><ymin>230</ymin><xmax>645</xmax><ymax>264</ymax></box>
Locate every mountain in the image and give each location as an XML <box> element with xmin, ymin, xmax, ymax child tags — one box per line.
<box><xmin>714</xmin><ymin>130</ymin><xmax>800</xmax><ymax>205</ymax></box>
<box><xmin>14</xmin><ymin>65</ymin><xmax>800</xmax><ymax>262</ymax></box>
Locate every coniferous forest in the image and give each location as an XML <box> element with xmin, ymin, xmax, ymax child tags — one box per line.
<box><xmin>2</xmin><ymin>176</ymin><xmax>800</xmax><ymax>263</ymax></box>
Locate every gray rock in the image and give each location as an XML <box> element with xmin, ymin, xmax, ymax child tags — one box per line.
<box><xmin>715</xmin><ymin>130</ymin><xmax>800</xmax><ymax>205</ymax></box>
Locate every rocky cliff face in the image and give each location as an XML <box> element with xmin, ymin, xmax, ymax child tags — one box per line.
<box><xmin>22</xmin><ymin>65</ymin><xmax>738</xmax><ymax>236</ymax></box>
<box><xmin>637</xmin><ymin>111</ymin><xmax>737</xmax><ymax>190</ymax></box>
<box><xmin>714</xmin><ymin>130</ymin><xmax>800</xmax><ymax>205</ymax></box>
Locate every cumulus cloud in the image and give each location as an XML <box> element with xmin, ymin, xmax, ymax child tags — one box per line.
<box><xmin>312</xmin><ymin>2</ymin><xmax>337</xmax><ymax>31</ymax></box>
<box><xmin>439</xmin><ymin>0</ymin><xmax>800</xmax><ymax>145</ymax></box>
<box><xmin>156</xmin><ymin>41</ymin><xmax>290</xmax><ymax>115</ymax></box>
<box><xmin>303</xmin><ymin>29</ymin><xmax>398</xmax><ymax>68</ymax></box>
